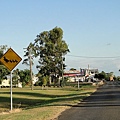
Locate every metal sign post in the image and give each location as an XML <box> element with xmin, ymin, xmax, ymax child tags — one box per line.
<box><xmin>10</xmin><ymin>71</ymin><xmax>13</xmax><ymax>110</ymax></box>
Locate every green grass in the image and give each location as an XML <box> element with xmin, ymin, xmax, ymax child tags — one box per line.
<box><xmin>0</xmin><ymin>85</ymin><xmax>97</xmax><ymax>120</ymax></box>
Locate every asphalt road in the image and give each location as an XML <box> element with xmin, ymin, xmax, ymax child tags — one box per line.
<box><xmin>57</xmin><ymin>81</ymin><xmax>120</xmax><ymax>120</ymax></box>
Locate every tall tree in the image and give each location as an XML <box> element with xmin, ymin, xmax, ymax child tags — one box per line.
<box><xmin>23</xmin><ymin>43</ymin><xmax>35</xmax><ymax>90</ymax></box>
<box><xmin>33</xmin><ymin>27</ymin><xmax>69</xmax><ymax>85</ymax></box>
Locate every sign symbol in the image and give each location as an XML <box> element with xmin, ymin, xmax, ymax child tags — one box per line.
<box><xmin>3</xmin><ymin>57</ymin><xmax>9</xmax><ymax>63</ymax></box>
<box><xmin>3</xmin><ymin>56</ymin><xmax>18</xmax><ymax>63</ymax></box>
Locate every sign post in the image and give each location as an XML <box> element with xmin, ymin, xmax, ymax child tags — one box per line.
<box><xmin>10</xmin><ymin>71</ymin><xmax>12</xmax><ymax>110</ymax></box>
<box><xmin>0</xmin><ymin>48</ymin><xmax>22</xmax><ymax>111</ymax></box>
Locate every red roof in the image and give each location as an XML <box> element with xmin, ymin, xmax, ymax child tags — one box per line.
<box><xmin>63</xmin><ymin>73</ymin><xmax>81</xmax><ymax>77</ymax></box>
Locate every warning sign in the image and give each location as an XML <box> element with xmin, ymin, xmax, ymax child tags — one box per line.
<box><xmin>0</xmin><ymin>48</ymin><xmax>22</xmax><ymax>71</ymax></box>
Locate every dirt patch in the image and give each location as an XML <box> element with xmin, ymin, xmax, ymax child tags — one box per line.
<box><xmin>0</xmin><ymin>108</ymin><xmax>22</xmax><ymax>115</ymax></box>
<box><xmin>0</xmin><ymin>106</ymin><xmax>70</xmax><ymax>120</ymax></box>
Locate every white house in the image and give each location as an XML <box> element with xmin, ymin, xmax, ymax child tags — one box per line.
<box><xmin>32</xmin><ymin>76</ymin><xmax>39</xmax><ymax>84</ymax></box>
<box><xmin>0</xmin><ymin>79</ymin><xmax>10</xmax><ymax>87</ymax></box>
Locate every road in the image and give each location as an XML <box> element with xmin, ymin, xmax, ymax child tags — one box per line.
<box><xmin>57</xmin><ymin>81</ymin><xmax>120</xmax><ymax>120</ymax></box>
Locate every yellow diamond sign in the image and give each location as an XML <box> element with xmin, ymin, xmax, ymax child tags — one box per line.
<box><xmin>0</xmin><ymin>48</ymin><xmax>22</xmax><ymax>71</ymax></box>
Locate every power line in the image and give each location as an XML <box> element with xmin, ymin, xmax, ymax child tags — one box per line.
<box><xmin>66</xmin><ymin>55</ymin><xmax>120</xmax><ymax>59</ymax></box>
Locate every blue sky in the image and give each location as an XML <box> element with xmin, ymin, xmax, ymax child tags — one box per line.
<box><xmin>0</xmin><ymin>0</ymin><xmax>120</xmax><ymax>75</ymax></box>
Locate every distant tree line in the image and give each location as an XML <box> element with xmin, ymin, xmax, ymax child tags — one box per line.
<box><xmin>94</xmin><ymin>71</ymin><xmax>117</xmax><ymax>81</ymax></box>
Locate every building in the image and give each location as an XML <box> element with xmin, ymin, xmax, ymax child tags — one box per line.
<box><xmin>63</xmin><ymin>68</ymin><xmax>99</xmax><ymax>82</ymax></box>
<box><xmin>64</xmin><ymin>70</ymin><xmax>84</xmax><ymax>82</ymax></box>
<box><xmin>0</xmin><ymin>75</ymin><xmax>38</xmax><ymax>88</ymax></box>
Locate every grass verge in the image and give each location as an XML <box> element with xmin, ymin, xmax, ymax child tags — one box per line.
<box><xmin>0</xmin><ymin>85</ymin><xmax>97</xmax><ymax>120</ymax></box>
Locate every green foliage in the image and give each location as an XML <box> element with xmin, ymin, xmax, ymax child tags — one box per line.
<box><xmin>23</xmin><ymin>27</ymin><xmax>69</xmax><ymax>87</ymax></box>
<box><xmin>0</xmin><ymin>45</ymin><xmax>9</xmax><ymax>83</ymax></box>
<box><xmin>70</xmin><ymin>68</ymin><xmax>77</xmax><ymax>71</ymax></box>
<box><xmin>36</xmin><ymin>75</ymin><xmax>49</xmax><ymax>86</ymax></box>
<box><xmin>33</xmin><ymin>27</ymin><xmax>69</xmax><ymax>78</ymax></box>
<box><xmin>0</xmin><ymin>45</ymin><xmax>8</xmax><ymax>59</ymax></box>
<box><xmin>113</xmin><ymin>76</ymin><xmax>116</xmax><ymax>80</ymax></box>
<box><xmin>42</xmin><ymin>76</ymin><xmax>48</xmax><ymax>86</ymax></box>
<box><xmin>22</xmin><ymin>43</ymin><xmax>35</xmax><ymax>66</ymax></box>
<box><xmin>95</xmin><ymin>71</ymin><xmax>114</xmax><ymax>81</ymax></box>
<box><xmin>61</xmin><ymin>77</ymin><xmax>69</xmax><ymax>87</ymax></box>
<box><xmin>18</xmin><ymin>69</ymin><xmax>31</xmax><ymax>87</ymax></box>
<box><xmin>117</xmin><ymin>76</ymin><xmax>120</xmax><ymax>81</ymax></box>
<box><xmin>0</xmin><ymin>65</ymin><xmax>10</xmax><ymax>82</ymax></box>
<box><xmin>12</xmin><ymin>69</ymin><xmax>20</xmax><ymax>85</ymax></box>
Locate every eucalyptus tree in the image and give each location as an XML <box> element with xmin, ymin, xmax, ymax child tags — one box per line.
<box><xmin>33</xmin><ymin>27</ymin><xmax>69</xmax><ymax>86</ymax></box>
<box><xmin>23</xmin><ymin>43</ymin><xmax>35</xmax><ymax>90</ymax></box>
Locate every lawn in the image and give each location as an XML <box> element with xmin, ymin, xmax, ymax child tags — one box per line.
<box><xmin>0</xmin><ymin>85</ymin><xmax>97</xmax><ymax>120</ymax></box>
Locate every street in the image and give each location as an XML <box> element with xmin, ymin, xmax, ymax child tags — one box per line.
<box><xmin>57</xmin><ymin>81</ymin><xmax>120</xmax><ymax>120</ymax></box>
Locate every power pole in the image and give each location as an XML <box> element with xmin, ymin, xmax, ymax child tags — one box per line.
<box><xmin>61</xmin><ymin>53</ymin><xmax>64</xmax><ymax>87</ymax></box>
<box><xmin>88</xmin><ymin>64</ymin><xmax>89</xmax><ymax>76</ymax></box>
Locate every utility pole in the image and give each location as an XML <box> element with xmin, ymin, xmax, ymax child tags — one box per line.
<box><xmin>88</xmin><ymin>64</ymin><xmax>89</xmax><ymax>76</ymax></box>
<box><xmin>60</xmin><ymin>53</ymin><xmax>64</xmax><ymax>87</ymax></box>
<box><xmin>62</xmin><ymin>54</ymin><xmax>64</xmax><ymax>85</ymax></box>
<box><xmin>78</xmin><ymin>78</ymin><xmax>80</xmax><ymax>90</ymax></box>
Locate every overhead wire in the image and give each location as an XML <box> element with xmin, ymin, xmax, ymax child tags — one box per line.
<box><xmin>66</xmin><ymin>55</ymin><xmax>120</xmax><ymax>59</ymax></box>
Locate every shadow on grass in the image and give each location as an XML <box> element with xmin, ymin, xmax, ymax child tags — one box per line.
<box><xmin>0</xmin><ymin>91</ymin><xmax>92</xmax><ymax>98</ymax></box>
<box><xmin>0</xmin><ymin>91</ymin><xmax>93</xmax><ymax>111</ymax></box>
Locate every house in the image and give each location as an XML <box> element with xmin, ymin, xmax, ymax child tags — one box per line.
<box><xmin>63</xmin><ymin>68</ymin><xmax>99</xmax><ymax>83</ymax></box>
<box><xmin>64</xmin><ymin>70</ymin><xmax>85</xmax><ymax>82</ymax></box>
<box><xmin>0</xmin><ymin>75</ymin><xmax>19</xmax><ymax>88</ymax></box>
<box><xmin>32</xmin><ymin>75</ymin><xmax>39</xmax><ymax>84</ymax></box>
<box><xmin>0</xmin><ymin>79</ymin><xmax>10</xmax><ymax>88</ymax></box>
<box><xmin>0</xmin><ymin>74</ymin><xmax>38</xmax><ymax>88</ymax></box>
<box><xmin>83</xmin><ymin>68</ymin><xmax>99</xmax><ymax>82</ymax></box>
